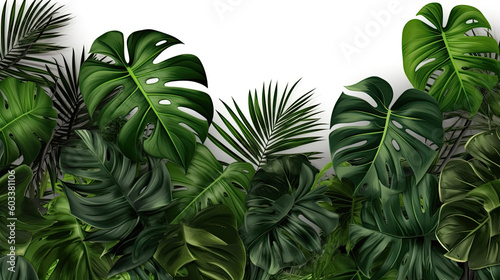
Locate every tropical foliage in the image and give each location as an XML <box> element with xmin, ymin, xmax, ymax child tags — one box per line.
<box><xmin>1</xmin><ymin>1</ymin><xmax>500</xmax><ymax>280</ymax></box>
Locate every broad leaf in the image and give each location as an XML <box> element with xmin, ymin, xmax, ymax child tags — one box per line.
<box><xmin>242</xmin><ymin>155</ymin><xmax>338</xmax><ymax>275</ymax></box>
<box><xmin>60</xmin><ymin>130</ymin><xmax>171</xmax><ymax>242</ymax></box>
<box><xmin>166</xmin><ymin>143</ymin><xmax>254</xmax><ymax>226</ymax></box>
<box><xmin>350</xmin><ymin>174</ymin><xmax>461</xmax><ymax>280</ymax></box>
<box><xmin>80</xmin><ymin>29</ymin><xmax>213</xmax><ymax>168</ymax></box>
<box><xmin>0</xmin><ymin>77</ymin><xmax>57</xmax><ymax>170</ymax></box>
<box><xmin>478</xmin><ymin>265</ymin><xmax>500</xmax><ymax>280</ymax></box>
<box><xmin>329</xmin><ymin>76</ymin><xmax>443</xmax><ymax>197</ymax></box>
<box><xmin>0</xmin><ymin>0</ymin><xmax>70</xmax><ymax>84</ymax></box>
<box><xmin>437</xmin><ymin>131</ymin><xmax>500</xmax><ymax>269</ymax></box>
<box><xmin>210</xmin><ymin>80</ymin><xmax>323</xmax><ymax>168</ymax></box>
<box><xmin>402</xmin><ymin>3</ymin><xmax>500</xmax><ymax>115</ymax></box>
<box><xmin>24</xmin><ymin>195</ymin><xmax>112</xmax><ymax>280</ymax></box>
<box><xmin>155</xmin><ymin>205</ymin><xmax>246</xmax><ymax>280</ymax></box>
<box><xmin>0</xmin><ymin>255</ymin><xmax>37</xmax><ymax>280</ymax></box>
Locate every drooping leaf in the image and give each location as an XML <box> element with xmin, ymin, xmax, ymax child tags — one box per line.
<box><xmin>402</xmin><ymin>3</ymin><xmax>500</xmax><ymax>115</ymax></box>
<box><xmin>329</xmin><ymin>76</ymin><xmax>443</xmax><ymax>197</ymax></box>
<box><xmin>242</xmin><ymin>155</ymin><xmax>338</xmax><ymax>275</ymax></box>
<box><xmin>210</xmin><ymin>80</ymin><xmax>323</xmax><ymax>168</ymax></box>
<box><xmin>60</xmin><ymin>130</ymin><xmax>172</xmax><ymax>243</ymax></box>
<box><xmin>79</xmin><ymin>29</ymin><xmax>213</xmax><ymax>168</ymax></box>
<box><xmin>0</xmin><ymin>255</ymin><xmax>38</xmax><ymax>280</ymax></box>
<box><xmin>155</xmin><ymin>205</ymin><xmax>246</xmax><ymax>280</ymax></box>
<box><xmin>0</xmin><ymin>77</ymin><xmax>57</xmax><ymax>170</ymax></box>
<box><xmin>350</xmin><ymin>174</ymin><xmax>461</xmax><ymax>280</ymax></box>
<box><xmin>166</xmin><ymin>143</ymin><xmax>255</xmax><ymax>226</ymax></box>
<box><xmin>0</xmin><ymin>0</ymin><xmax>70</xmax><ymax>84</ymax></box>
<box><xmin>437</xmin><ymin>131</ymin><xmax>500</xmax><ymax>270</ymax></box>
<box><xmin>24</xmin><ymin>195</ymin><xmax>112</xmax><ymax>280</ymax></box>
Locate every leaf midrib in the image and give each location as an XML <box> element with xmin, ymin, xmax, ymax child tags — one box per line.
<box><xmin>440</xmin><ymin>30</ymin><xmax>470</xmax><ymax>106</ymax></box>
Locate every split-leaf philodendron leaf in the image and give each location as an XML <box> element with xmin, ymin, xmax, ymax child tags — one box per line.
<box><xmin>79</xmin><ymin>29</ymin><xmax>213</xmax><ymax>168</ymax></box>
<box><xmin>403</xmin><ymin>3</ymin><xmax>500</xmax><ymax>115</ymax></box>
<box><xmin>437</xmin><ymin>131</ymin><xmax>500</xmax><ymax>269</ymax></box>
<box><xmin>242</xmin><ymin>155</ymin><xmax>338</xmax><ymax>275</ymax></box>
<box><xmin>60</xmin><ymin>130</ymin><xmax>172</xmax><ymax>242</ymax></box>
<box><xmin>166</xmin><ymin>143</ymin><xmax>255</xmax><ymax>226</ymax></box>
<box><xmin>329</xmin><ymin>76</ymin><xmax>443</xmax><ymax>197</ymax></box>
<box><xmin>0</xmin><ymin>255</ymin><xmax>38</xmax><ymax>280</ymax></box>
<box><xmin>0</xmin><ymin>77</ymin><xmax>57</xmax><ymax>170</ymax></box>
<box><xmin>350</xmin><ymin>174</ymin><xmax>462</xmax><ymax>280</ymax></box>
<box><xmin>24</xmin><ymin>195</ymin><xmax>113</xmax><ymax>280</ymax></box>
<box><xmin>155</xmin><ymin>205</ymin><xmax>246</xmax><ymax>280</ymax></box>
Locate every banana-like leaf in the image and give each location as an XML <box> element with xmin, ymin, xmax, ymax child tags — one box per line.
<box><xmin>60</xmin><ymin>130</ymin><xmax>171</xmax><ymax>242</ymax></box>
<box><xmin>437</xmin><ymin>131</ymin><xmax>500</xmax><ymax>269</ymax></box>
<box><xmin>402</xmin><ymin>3</ymin><xmax>500</xmax><ymax>115</ymax></box>
<box><xmin>0</xmin><ymin>0</ymin><xmax>70</xmax><ymax>85</ymax></box>
<box><xmin>210</xmin><ymin>80</ymin><xmax>323</xmax><ymax>168</ymax></box>
<box><xmin>0</xmin><ymin>255</ymin><xmax>37</xmax><ymax>280</ymax></box>
<box><xmin>155</xmin><ymin>205</ymin><xmax>246</xmax><ymax>280</ymax></box>
<box><xmin>350</xmin><ymin>174</ymin><xmax>461</xmax><ymax>280</ymax></box>
<box><xmin>0</xmin><ymin>77</ymin><xmax>57</xmax><ymax>170</ymax></box>
<box><xmin>24</xmin><ymin>195</ymin><xmax>112</xmax><ymax>280</ymax></box>
<box><xmin>79</xmin><ymin>29</ymin><xmax>213</xmax><ymax>168</ymax></box>
<box><xmin>329</xmin><ymin>76</ymin><xmax>443</xmax><ymax>197</ymax></box>
<box><xmin>242</xmin><ymin>155</ymin><xmax>338</xmax><ymax>275</ymax></box>
<box><xmin>166</xmin><ymin>143</ymin><xmax>254</xmax><ymax>226</ymax></box>
<box><xmin>0</xmin><ymin>165</ymin><xmax>48</xmax><ymax>255</ymax></box>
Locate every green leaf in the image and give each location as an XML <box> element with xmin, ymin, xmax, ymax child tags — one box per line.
<box><xmin>0</xmin><ymin>0</ymin><xmax>71</xmax><ymax>84</ymax></box>
<box><xmin>0</xmin><ymin>77</ymin><xmax>57</xmax><ymax>170</ymax></box>
<box><xmin>0</xmin><ymin>165</ymin><xmax>48</xmax><ymax>255</ymax></box>
<box><xmin>166</xmin><ymin>143</ymin><xmax>254</xmax><ymax>226</ymax></box>
<box><xmin>478</xmin><ymin>265</ymin><xmax>500</xmax><ymax>280</ymax></box>
<box><xmin>60</xmin><ymin>130</ymin><xmax>172</xmax><ymax>243</ymax></box>
<box><xmin>0</xmin><ymin>255</ymin><xmax>37</xmax><ymax>280</ymax></box>
<box><xmin>24</xmin><ymin>195</ymin><xmax>113</xmax><ymax>280</ymax></box>
<box><xmin>402</xmin><ymin>3</ymin><xmax>500</xmax><ymax>115</ymax></box>
<box><xmin>155</xmin><ymin>205</ymin><xmax>246</xmax><ymax>280</ymax></box>
<box><xmin>329</xmin><ymin>76</ymin><xmax>443</xmax><ymax>197</ymax></box>
<box><xmin>350</xmin><ymin>174</ymin><xmax>461</xmax><ymax>280</ymax></box>
<box><xmin>242</xmin><ymin>155</ymin><xmax>338</xmax><ymax>275</ymax></box>
<box><xmin>437</xmin><ymin>131</ymin><xmax>500</xmax><ymax>269</ymax></box>
<box><xmin>210</xmin><ymin>80</ymin><xmax>323</xmax><ymax>168</ymax></box>
<box><xmin>79</xmin><ymin>29</ymin><xmax>213</xmax><ymax>168</ymax></box>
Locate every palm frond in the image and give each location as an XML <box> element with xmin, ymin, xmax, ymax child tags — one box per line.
<box><xmin>0</xmin><ymin>0</ymin><xmax>71</xmax><ymax>84</ymax></box>
<box><xmin>209</xmin><ymin>80</ymin><xmax>324</xmax><ymax>168</ymax></box>
<box><xmin>30</xmin><ymin>49</ymin><xmax>90</xmax><ymax>199</ymax></box>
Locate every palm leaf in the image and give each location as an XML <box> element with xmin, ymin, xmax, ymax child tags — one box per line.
<box><xmin>209</xmin><ymin>80</ymin><xmax>324</xmax><ymax>168</ymax></box>
<box><xmin>0</xmin><ymin>0</ymin><xmax>71</xmax><ymax>84</ymax></box>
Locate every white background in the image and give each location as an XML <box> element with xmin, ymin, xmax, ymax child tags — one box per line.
<box><xmin>52</xmin><ymin>0</ymin><xmax>500</xmax><ymax>168</ymax></box>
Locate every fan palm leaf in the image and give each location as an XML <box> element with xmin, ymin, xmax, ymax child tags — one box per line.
<box><xmin>209</xmin><ymin>80</ymin><xmax>323</xmax><ymax>168</ymax></box>
<box><xmin>0</xmin><ymin>0</ymin><xmax>70</xmax><ymax>84</ymax></box>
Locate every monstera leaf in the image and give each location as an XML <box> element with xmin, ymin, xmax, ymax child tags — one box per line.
<box><xmin>478</xmin><ymin>266</ymin><xmax>500</xmax><ymax>280</ymax></box>
<box><xmin>329</xmin><ymin>76</ymin><xmax>443</xmax><ymax>197</ymax></box>
<box><xmin>60</xmin><ymin>130</ymin><xmax>171</xmax><ymax>242</ymax></box>
<box><xmin>79</xmin><ymin>29</ymin><xmax>213</xmax><ymax>168</ymax></box>
<box><xmin>0</xmin><ymin>77</ymin><xmax>57</xmax><ymax>170</ymax></box>
<box><xmin>166</xmin><ymin>143</ymin><xmax>254</xmax><ymax>226</ymax></box>
<box><xmin>403</xmin><ymin>3</ymin><xmax>500</xmax><ymax>115</ymax></box>
<box><xmin>350</xmin><ymin>174</ymin><xmax>461</xmax><ymax>280</ymax></box>
<box><xmin>0</xmin><ymin>255</ymin><xmax>37</xmax><ymax>280</ymax></box>
<box><xmin>242</xmin><ymin>155</ymin><xmax>338</xmax><ymax>275</ymax></box>
<box><xmin>437</xmin><ymin>130</ymin><xmax>500</xmax><ymax>269</ymax></box>
<box><xmin>24</xmin><ymin>195</ymin><xmax>112</xmax><ymax>280</ymax></box>
<box><xmin>154</xmin><ymin>205</ymin><xmax>246</xmax><ymax>280</ymax></box>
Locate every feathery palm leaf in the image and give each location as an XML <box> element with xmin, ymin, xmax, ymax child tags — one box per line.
<box><xmin>210</xmin><ymin>80</ymin><xmax>323</xmax><ymax>168</ymax></box>
<box><xmin>0</xmin><ymin>0</ymin><xmax>70</xmax><ymax>84</ymax></box>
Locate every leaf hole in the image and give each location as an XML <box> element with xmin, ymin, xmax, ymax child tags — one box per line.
<box><xmin>391</xmin><ymin>120</ymin><xmax>403</xmax><ymax>129</ymax></box>
<box><xmin>156</xmin><ymin>40</ymin><xmax>167</xmax><ymax>46</ymax></box>
<box><xmin>391</xmin><ymin>139</ymin><xmax>400</xmax><ymax>151</ymax></box>
<box><xmin>125</xmin><ymin>107</ymin><xmax>138</xmax><ymax>120</ymax></box>
<box><xmin>146</xmin><ymin>78</ymin><xmax>159</xmax><ymax>84</ymax></box>
<box><xmin>466</xmin><ymin>19</ymin><xmax>478</xmax><ymax>24</ymax></box>
<box><xmin>415</xmin><ymin>58</ymin><xmax>435</xmax><ymax>72</ymax></box>
<box><xmin>159</xmin><ymin>100</ymin><xmax>171</xmax><ymax>105</ymax></box>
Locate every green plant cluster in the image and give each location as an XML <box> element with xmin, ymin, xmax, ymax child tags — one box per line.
<box><xmin>1</xmin><ymin>1</ymin><xmax>500</xmax><ymax>280</ymax></box>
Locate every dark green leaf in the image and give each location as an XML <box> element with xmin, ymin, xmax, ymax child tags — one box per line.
<box><xmin>0</xmin><ymin>255</ymin><xmax>37</xmax><ymax>280</ymax></box>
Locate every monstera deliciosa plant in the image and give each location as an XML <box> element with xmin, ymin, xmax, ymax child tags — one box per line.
<box><xmin>2</xmin><ymin>1</ymin><xmax>500</xmax><ymax>280</ymax></box>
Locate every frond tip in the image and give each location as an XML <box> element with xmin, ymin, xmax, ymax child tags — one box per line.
<box><xmin>210</xmin><ymin>80</ymin><xmax>325</xmax><ymax>168</ymax></box>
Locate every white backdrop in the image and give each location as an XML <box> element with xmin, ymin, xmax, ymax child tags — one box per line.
<box><xmin>53</xmin><ymin>0</ymin><xmax>500</xmax><ymax>167</ymax></box>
